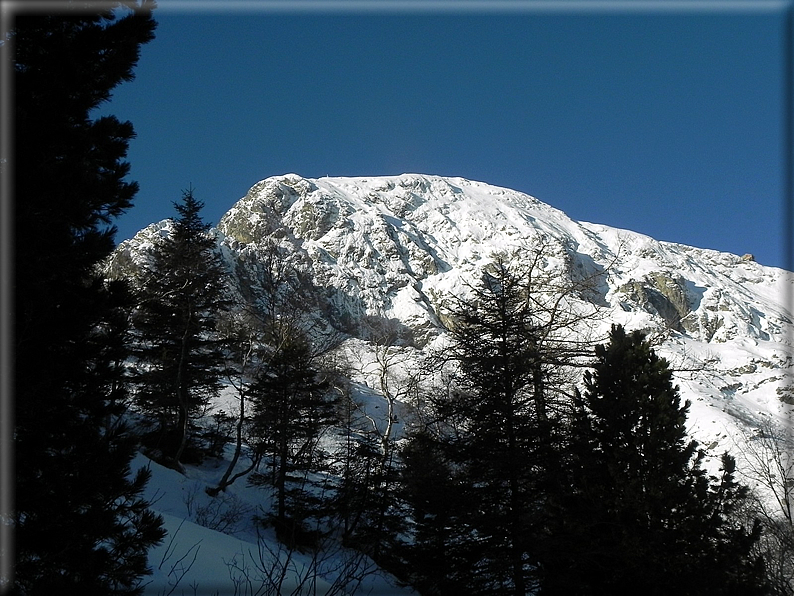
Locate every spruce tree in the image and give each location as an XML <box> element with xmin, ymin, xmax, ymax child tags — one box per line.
<box><xmin>399</xmin><ymin>430</ymin><xmax>471</xmax><ymax>596</ymax></box>
<box><xmin>248</xmin><ymin>331</ymin><xmax>337</xmax><ymax>540</ymax></box>
<box><xmin>421</xmin><ymin>254</ymin><xmax>591</xmax><ymax>595</ymax></box>
<box><xmin>132</xmin><ymin>189</ymin><xmax>230</xmax><ymax>470</ymax></box>
<box><xmin>332</xmin><ymin>414</ymin><xmax>407</xmax><ymax>566</ymax></box>
<box><xmin>541</xmin><ymin>325</ymin><xmax>768</xmax><ymax>595</ymax></box>
<box><xmin>10</xmin><ymin>2</ymin><xmax>165</xmax><ymax>593</ymax></box>
<box><xmin>332</xmin><ymin>386</ymin><xmax>391</xmax><ymax>554</ymax></box>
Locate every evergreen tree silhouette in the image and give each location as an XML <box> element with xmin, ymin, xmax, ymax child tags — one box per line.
<box><xmin>132</xmin><ymin>188</ymin><xmax>229</xmax><ymax>470</ymax></box>
<box><xmin>10</xmin><ymin>2</ymin><xmax>165</xmax><ymax>593</ymax></box>
<box><xmin>541</xmin><ymin>325</ymin><xmax>768</xmax><ymax>595</ymax></box>
<box><xmin>248</xmin><ymin>331</ymin><xmax>337</xmax><ymax>540</ymax></box>
<box><xmin>419</xmin><ymin>257</ymin><xmax>576</xmax><ymax>595</ymax></box>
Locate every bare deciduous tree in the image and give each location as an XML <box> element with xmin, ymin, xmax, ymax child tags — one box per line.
<box><xmin>734</xmin><ymin>418</ymin><xmax>794</xmax><ymax>595</ymax></box>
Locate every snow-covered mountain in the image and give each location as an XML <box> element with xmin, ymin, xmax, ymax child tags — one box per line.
<box><xmin>108</xmin><ymin>173</ymin><xmax>793</xmax><ymax>593</ymax></box>
<box><xmin>112</xmin><ymin>173</ymin><xmax>793</xmax><ymax>439</ymax></box>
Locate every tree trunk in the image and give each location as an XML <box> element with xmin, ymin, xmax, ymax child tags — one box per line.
<box><xmin>172</xmin><ymin>311</ymin><xmax>192</xmax><ymax>470</ymax></box>
<box><xmin>506</xmin><ymin>400</ymin><xmax>527</xmax><ymax>596</ymax></box>
<box><xmin>208</xmin><ymin>387</ymin><xmax>249</xmax><ymax>496</ymax></box>
<box><xmin>277</xmin><ymin>435</ymin><xmax>289</xmax><ymax>522</ymax></box>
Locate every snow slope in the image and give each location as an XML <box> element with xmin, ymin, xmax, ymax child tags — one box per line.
<box><xmin>134</xmin><ymin>443</ymin><xmax>415</xmax><ymax>595</ymax></box>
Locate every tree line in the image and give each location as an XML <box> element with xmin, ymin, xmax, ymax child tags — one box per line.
<box><xmin>8</xmin><ymin>2</ymin><xmax>792</xmax><ymax>594</ymax></box>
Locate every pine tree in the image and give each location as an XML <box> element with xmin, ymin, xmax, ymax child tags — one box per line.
<box><xmin>248</xmin><ymin>331</ymin><xmax>337</xmax><ymax>541</ymax></box>
<box><xmin>132</xmin><ymin>188</ymin><xmax>230</xmax><ymax>470</ymax></box>
<box><xmin>399</xmin><ymin>430</ymin><xmax>471</xmax><ymax>596</ymax></box>
<box><xmin>419</xmin><ymin>252</ymin><xmax>594</xmax><ymax>595</ymax></box>
<box><xmin>541</xmin><ymin>325</ymin><xmax>768</xmax><ymax>595</ymax></box>
<box><xmin>10</xmin><ymin>2</ymin><xmax>165</xmax><ymax>592</ymax></box>
<box><xmin>332</xmin><ymin>414</ymin><xmax>407</xmax><ymax>566</ymax></box>
<box><xmin>332</xmin><ymin>385</ymin><xmax>386</xmax><ymax>552</ymax></box>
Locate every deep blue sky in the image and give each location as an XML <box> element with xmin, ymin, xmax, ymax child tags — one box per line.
<box><xmin>99</xmin><ymin>1</ymin><xmax>791</xmax><ymax>270</ymax></box>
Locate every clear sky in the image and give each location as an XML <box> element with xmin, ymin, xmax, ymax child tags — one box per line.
<box><xmin>98</xmin><ymin>0</ymin><xmax>791</xmax><ymax>270</ymax></box>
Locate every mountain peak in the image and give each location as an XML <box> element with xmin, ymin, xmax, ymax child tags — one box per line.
<box><xmin>111</xmin><ymin>173</ymin><xmax>793</xmax><ymax>447</ymax></box>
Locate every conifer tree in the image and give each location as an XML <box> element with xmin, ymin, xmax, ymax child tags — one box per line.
<box><xmin>414</xmin><ymin>251</ymin><xmax>596</xmax><ymax>595</ymax></box>
<box><xmin>541</xmin><ymin>325</ymin><xmax>768</xmax><ymax>595</ymax></box>
<box><xmin>399</xmin><ymin>430</ymin><xmax>471</xmax><ymax>596</ymax></box>
<box><xmin>248</xmin><ymin>330</ymin><xmax>337</xmax><ymax>538</ymax></box>
<box><xmin>132</xmin><ymin>189</ymin><xmax>230</xmax><ymax>470</ymax></box>
<box><xmin>332</xmin><ymin>384</ymin><xmax>389</xmax><ymax>553</ymax></box>
<box><xmin>332</xmin><ymin>411</ymin><xmax>407</xmax><ymax>565</ymax></box>
<box><xmin>10</xmin><ymin>2</ymin><xmax>165</xmax><ymax>592</ymax></box>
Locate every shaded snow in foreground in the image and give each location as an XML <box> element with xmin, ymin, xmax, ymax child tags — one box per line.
<box><xmin>135</xmin><ymin>448</ymin><xmax>415</xmax><ymax>596</ymax></box>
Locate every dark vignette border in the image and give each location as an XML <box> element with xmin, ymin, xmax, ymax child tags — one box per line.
<box><xmin>0</xmin><ymin>1</ymin><xmax>791</xmax><ymax>594</ymax></box>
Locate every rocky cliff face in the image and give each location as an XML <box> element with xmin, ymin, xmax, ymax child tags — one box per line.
<box><xmin>108</xmin><ymin>173</ymin><xmax>793</xmax><ymax>449</ymax></box>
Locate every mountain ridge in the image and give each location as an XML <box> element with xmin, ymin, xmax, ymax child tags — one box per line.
<box><xmin>108</xmin><ymin>173</ymin><xmax>793</xmax><ymax>447</ymax></box>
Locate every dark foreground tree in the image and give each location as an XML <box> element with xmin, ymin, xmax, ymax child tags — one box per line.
<box><xmin>10</xmin><ymin>2</ymin><xmax>165</xmax><ymax>593</ymax></box>
<box><xmin>248</xmin><ymin>329</ymin><xmax>337</xmax><ymax>545</ymax></box>
<box><xmin>402</xmin><ymin>249</ymin><xmax>600</xmax><ymax>595</ymax></box>
<box><xmin>398</xmin><ymin>430</ymin><xmax>471</xmax><ymax>596</ymax></box>
<box><xmin>541</xmin><ymin>325</ymin><xmax>768</xmax><ymax>595</ymax></box>
<box><xmin>132</xmin><ymin>188</ymin><xmax>230</xmax><ymax>470</ymax></box>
